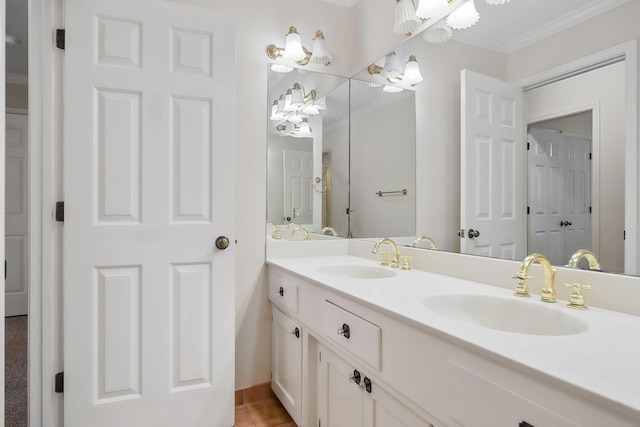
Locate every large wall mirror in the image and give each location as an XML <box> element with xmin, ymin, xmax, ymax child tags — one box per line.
<box><xmin>266</xmin><ymin>68</ymin><xmax>416</xmax><ymax>239</ymax></box>
<box><xmin>267</xmin><ymin>1</ymin><xmax>637</xmax><ymax>277</ymax></box>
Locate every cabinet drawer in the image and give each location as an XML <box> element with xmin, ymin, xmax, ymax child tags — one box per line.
<box><xmin>268</xmin><ymin>272</ymin><xmax>299</xmax><ymax>313</ymax></box>
<box><xmin>321</xmin><ymin>300</ymin><xmax>381</xmax><ymax>370</ymax></box>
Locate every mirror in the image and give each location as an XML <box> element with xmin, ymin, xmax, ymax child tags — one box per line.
<box><xmin>266</xmin><ymin>68</ymin><xmax>416</xmax><ymax>239</ymax></box>
<box><xmin>350</xmin><ymin>1</ymin><xmax>633</xmax><ymax>275</ymax></box>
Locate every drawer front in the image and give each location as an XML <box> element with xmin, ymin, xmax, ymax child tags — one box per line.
<box><xmin>268</xmin><ymin>272</ymin><xmax>299</xmax><ymax>313</ymax></box>
<box><xmin>321</xmin><ymin>300</ymin><xmax>381</xmax><ymax>370</ymax></box>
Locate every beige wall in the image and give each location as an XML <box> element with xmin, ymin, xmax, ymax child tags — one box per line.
<box><xmin>6</xmin><ymin>83</ymin><xmax>28</xmax><ymax>109</ymax></box>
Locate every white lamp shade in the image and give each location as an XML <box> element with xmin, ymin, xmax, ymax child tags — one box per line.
<box><xmin>383</xmin><ymin>85</ymin><xmax>404</xmax><ymax>93</ymax></box>
<box><xmin>382</xmin><ymin>53</ymin><xmax>403</xmax><ymax>83</ymax></box>
<box><xmin>486</xmin><ymin>0</ymin><xmax>510</xmax><ymax>4</ymax></box>
<box><xmin>446</xmin><ymin>0</ymin><xmax>479</xmax><ymax>30</ymax></box>
<box><xmin>416</xmin><ymin>0</ymin><xmax>448</xmax><ymax>19</ymax></box>
<box><xmin>423</xmin><ymin>19</ymin><xmax>453</xmax><ymax>44</ymax></box>
<box><xmin>287</xmin><ymin>113</ymin><xmax>306</xmax><ymax>124</ymax></box>
<box><xmin>403</xmin><ymin>56</ymin><xmax>423</xmax><ymax>86</ymax></box>
<box><xmin>283</xmin><ymin>93</ymin><xmax>295</xmax><ymax>112</ymax></box>
<box><xmin>276</xmin><ymin>95</ymin><xmax>287</xmax><ymax>115</ymax></box>
<box><xmin>271</xmin><ymin>63</ymin><xmax>294</xmax><ymax>73</ymax></box>
<box><xmin>294</xmin><ymin>120</ymin><xmax>313</xmax><ymax>138</ymax></box>
<box><xmin>289</xmin><ymin>87</ymin><xmax>305</xmax><ymax>109</ymax></box>
<box><xmin>270</xmin><ymin>102</ymin><xmax>286</xmax><ymax>121</ymax></box>
<box><xmin>302</xmin><ymin>104</ymin><xmax>320</xmax><ymax>115</ymax></box>
<box><xmin>310</xmin><ymin>31</ymin><xmax>332</xmax><ymax>65</ymax></box>
<box><xmin>393</xmin><ymin>0</ymin><xmax>420</xmax><ymax>35</ymax></box>
<box><xmin>282</xmin><ymin>27</ymin><xmax>307</xmax><ymax>62</ymax></box>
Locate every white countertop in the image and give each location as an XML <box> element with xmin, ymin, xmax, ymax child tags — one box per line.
<box><xmin>267</xmin><ymin>254</ymin><xmax>640</xmax><ymax>420</ymax></box>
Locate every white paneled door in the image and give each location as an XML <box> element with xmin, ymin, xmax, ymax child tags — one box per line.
<box><xmin>460</xmin><ymin>70</ymin><xmax>526</xmax><ymax>260</ymax></box>
<box><xmin>5</xmin><ymin>113</ymin><xmax>28</xmax><ymax>317</ymax></box>
<box><xmin>283</xmin><ymin>149</ymin><xmax>313</xmax><ymax>225</ymax></box>
<box><xmin>63</xmin><ymin>0</ymin><xmax>235</xmax><ymax>425</ymax></box>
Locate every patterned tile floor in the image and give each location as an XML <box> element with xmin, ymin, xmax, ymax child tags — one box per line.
<box><xmin>235</xmin><ymin>395</ymin><xmax>295</xmax><ymax>427</ymax></box>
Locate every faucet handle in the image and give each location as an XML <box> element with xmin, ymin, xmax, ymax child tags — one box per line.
<box><xmin>511</xmin><ymin>273</ymin><xmax>532</xmax><ymax>280</ymax></box>
<box><xmin>400</xmin><ymin>256</ymin><xmax>412</xmax><ymax>270</ymax></box>
<box><xmin>564</xmin><ymin>283</ymin><xmax>591</xmax><ymax>310</ymax></box>
<box><xmin>379</xmin><ymin>252</ymin><xmax>390</xmax><ymax>266</ymax></box>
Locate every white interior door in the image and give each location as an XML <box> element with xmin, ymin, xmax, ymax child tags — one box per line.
<box><xmin>5</xmin><ymin>113</ymin><xmax>28</xmax><ymax>317</ymax></box>
<box><xmin>460</xmin><ymin>70</ymin><xmax>526</xmax><ymax>260</ymax></box>
<box><xmin>563</xmin><ymin>135</ymin><xmax>592</xmax><ymax>258</ymax></box>
<box><xmin>283</xmin><ymin>148</ymin><xmax>313</xmax><ymax>225</ymax></box>
<box><xmin>63</xmin><ymin>0</ymin><xmax>236</xmax><ymax>425</ymax></box>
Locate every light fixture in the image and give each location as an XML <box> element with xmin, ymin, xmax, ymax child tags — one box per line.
<box><xmin>367</xmin><ymin>52</ymin><xmax>423</xmax><ymax>87</ymax></box>
<box><xmin>393</xmin><ymin>0</ymin><xmax>420</xmax><ymax>35</ymax></box>
<box><xmin>5</xmin><ymin>35</ymin><xmax>20</xmax><ymax>46</ymax></box>
<box><xmin>293</xmin><ymin>119</ymin><xmax>313</xmax><ymax>138</ymax></box>
<box><xmin>383</xmin><ymin>85</ymin><xmax>404</xmax><ymax>93</ymax></box>
<box><xmin>270</xmin><ymin>99</ymin><xmax>286</xmax><ymax>121</ymax></box>
<box><xmin>415</xmin><ymin>0</ymin><xmax>449</xmax><ymax>20</ymax></box>
<box><xmin>423</xmin><ymin>19</ymin><xmax>453</xmax><ymax>43</ymax></box>
<box><xmin>271</xmin><ymin>63</ymin><xmax>294</xmax><ymax>73</ymax></box>
<box><xmin>402</xmin><ymin>55</ymin><xmax>423</xmax><ymax>86</ymax></box>
<box><xmin>267</xmin><ymin>26</ymin><xmax>332</xmax><ymax>68</ymax></box>
<box><xmin>446</xmin><ymin>0</ymin><xmax>479</xmax><ymax>30</ymax></box>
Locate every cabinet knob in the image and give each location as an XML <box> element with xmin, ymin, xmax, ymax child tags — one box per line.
<box><xmin>349</xmin><ymin>369</ymin><xmax>361</xmax><ymax>385</ymax></box>
<box><xmin>337</xmin><ymin>323</ymin><xmax>350</xmax><ymax>339</ymax></box>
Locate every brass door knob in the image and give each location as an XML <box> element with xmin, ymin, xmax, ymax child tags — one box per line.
<box><xmin>215</xmin><ymin>236</ymin><xmax>230</xmax><ymax>250</ymax></box>
<box><xmin>468</xmin><ymin>228</ymin><xmax>480</xmax><ymax>238</ymax></box>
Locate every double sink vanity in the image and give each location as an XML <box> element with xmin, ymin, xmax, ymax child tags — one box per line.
<box><xmin>266</xmin><ymin>237</ymin><xmax>640</xmax><ymax>427</ymax></box>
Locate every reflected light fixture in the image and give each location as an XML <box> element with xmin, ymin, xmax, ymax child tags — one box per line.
<box><xmin>415</xmin><ymin>0</ymin><xmax>448</xmax><ymax>20</ymax></box>
<box><xmin>368</xmin><ymin>52</ymin><xmax>423</xmax><ymax>87</ymax></box>
<box><xmin>293</xmin><ymin>119</ymin><xmax>313</xmax><ymax>138</ymax></box>
<box><xmin>394</xmin><ymin>0</ymin><xmax>420</xmax><ymax>35</ymax></box>
<box><xmin>5</xmin><ymin>34</ymin><xmax>20</xmax><ymax>46</ymax></box>
<box><xmin>267</xmin><ymin>26</ymin><xmax>332</xmax><ymax>71</ymax></box>
<box><xmin>446</xmin><ymin>0</ymin><xmax>479</xmax><ymax>30</ymax></box>
<box><xmin>383</xmin><ymin>85</ymin><xmax>404</xmax><ymax>93</ymax></box>
<box><xmin>423</xmin><ymin>19</ymin><xmax>453</xmax><ymax>43</ymax></box>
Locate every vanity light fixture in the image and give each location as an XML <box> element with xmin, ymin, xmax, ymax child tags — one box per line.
<box><xmin>368</xmin><ymin>52</ymin><xmax>423</xmax><ymax>87</ymax></box>
<box><xmin>267</xmin><ymin>26</ymin><xmax>332</xmax><ymax>71</ymax></box>
<box><xmin>445</xmin><ymin>0</ymin><xmax>479</xmax><ymax>30</ymax></box>
<box><xmin>283</xmin><ymin>83</ymin><xmax>316</xmax><ymax>112</ymax></box>
<box><xmin>394</xmin><ymin>0</ymin><xmax>421</xmax><ymax>35</ymax></box>
<box><xmin>293</xmin><ymin>119</ymin><xmax>313</xmax><ymax>138</ymax></box>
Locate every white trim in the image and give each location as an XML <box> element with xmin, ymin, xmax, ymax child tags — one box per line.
<box><xmin>0</xmin><ymin>0</ymin><xmax>5</xmax><ymax>422</ymax></box>
<box><xmin>516</xmin><ymin>39</ymin><xmax>637</xmax><ymax>275</ymax></box>
<box><xmin>6</xmin><ymin>73</ymin><xmax>28</xmax><ymax>85</ymax></box>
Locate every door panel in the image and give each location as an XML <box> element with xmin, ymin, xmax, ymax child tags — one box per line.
<box><xmin>63</xmin><ymin>0</ymin><xmax>235</xmax><ymax>425</ymax></box>
<box><xmin>283</xmin><ymin>149</ymin><xmax>313</xmax><ymax>225</ymax></box>
<box><xmin>5</xmin><ymin>113</ymin><xmax>28</xmax><ymax>317</ymax></box>
<box><xmin>460</xmin><ymin>70</ymin><xmax>525</xmax><ymax>260</ymax></box>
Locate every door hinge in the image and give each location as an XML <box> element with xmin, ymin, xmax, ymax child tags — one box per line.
<box><xmin>55</xmin><ymin>201</ymin><xmax>65</xmax><ymax>222</ymax></box>
<box><xmin>56</xmin><ymin>29</ymin><xmax>65</xmax><ymax>50</ymax></box>
<box><xmin>55</xmin><ymin>372</ymin><xmax>64</xmax><ymax>393</ymax></box>
<box><xmin>527</xmin><ymin>206</ymin><xmax>530</xmax><ymax>215</ymax></box>
<box><xmin>589</xmin><ymin>152</ymin><xmax>592</xmax><ymax>160</ymax></box>
<box><xmin>527</xmin><ymin>142</ymin><xmax>530</xmax><ymax>150</ymax></box>
<box><xmin>589</xmin><ymin>206</ymin><xmax>592</xmax><ymax>213</ymax></box>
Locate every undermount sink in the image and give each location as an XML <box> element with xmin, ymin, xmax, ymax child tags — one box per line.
<box><xmin>315</xmin><ymin>264</ymin><xmax>397</xmax><ymax>279</ymax></box>
<box><xmin>423</xmin><ymin>293</ymin><xmax>589</xmax><ymax>336</ymax></box>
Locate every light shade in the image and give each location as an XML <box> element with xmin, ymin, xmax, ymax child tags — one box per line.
<box><xmin>393</xmin><ymin>0</ymin><xmax>420</xmax><ymax>35</ymax></box>
<box><xmin>383</xmin><ymin>85</ymin><xmax>404</xmax><ymax>93</ymax></box>
<box><xmin>314</xmin><ymin>97</ymin><xmax>327</xmax><ymax>111</ymax></box>
<box><xmin>486</xmin><ymin>0</ymin><xmax>510</xmax><ymax>4</ymax></box>
<box><xmin>310</xmin><ymin>31</ymin><xmax>332</xmax><ymax>65</ymax></box>
<box><xmin>446</xmin><ymin>0</ymin><xmax>479</xmax><ymax>30</ymax></box>
<box><xmin>289</xmin><ymin>85</ymin><xmax>305</xmax><ymax>110</ymax></box>
<box><xmin>293</xmin><ymin>120</ymin><xmax>313</xmax><ymax>138</ymax></box>
<box><xmin>283</xmin><ymin>90</ymin><xmax>296</xmax><ymax>112</ymax></box>
<box><xmin>271</xmin><ymin>63</ymin><xmax>293</xmax><ymax>73</ymax></box>
<box><xmin>416</xmin><ymin>0</ymin><xmax>449</xmax><ymax>19</ymax></box>
<box><xmin>423</xmin><ymin>19</ymin><xmax>453</xmax><ymax>44</ymax></box>
<box><xmin>282</xmin><ymin>26</ymin><xmax>307</xmax><ymax>62</ymax></box>
<box><xmin>270</xmin><ymin>100</ymin><xmax>286</xmax><ymax>121</ymax></box>
<box><xmin>288</xmin><ymin>113</ymin><xmax>305</xmax><ymax>124</ymax></box>
<box><xmin>382</xmin><ymin>52</ymin><xmax>403</xmax><ymax>83</ymax></box>
<box><xmin>403</xmin><ymin>55</ymin><xmax>423</xmax><ymax>86</ymax></box>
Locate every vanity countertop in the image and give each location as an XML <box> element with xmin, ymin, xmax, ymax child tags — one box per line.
<box><xmin>267</xmin><ymin>254</ymin><xmax>640</xmax><ymax>421</ymax></box>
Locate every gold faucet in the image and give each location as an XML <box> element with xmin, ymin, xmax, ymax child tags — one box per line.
<box><xmin>566</xmin><ymin>249</ymin><xmax>601</xmax><ymax>271</ymax></box>
<box><xmin>513</xmin><ymin>253</ymin><xmax>557</xmax><ymax>303</ymax></box>
<box><xmin>266</xmin><ymin>222</ymin><xmax>281</xmax><ymax>239</ymax></box>
<box><xmin>322</xmin><ymin>226</ymin><xmax>337</xmax><ymax>236</ymax></box>
<box><xmin>291</xmin><ymin>227</ymin><xmax>311</xmax><ymax>240</ymax></box>
<box><xmin>372</xmin><ymin>238</ymin><xmax>400</xmax><ymax>268</ymax></box>
<box><xmin>412</xmin><ymin>236</ymin><xmax>437</xmax><ymax>249</ymax></box>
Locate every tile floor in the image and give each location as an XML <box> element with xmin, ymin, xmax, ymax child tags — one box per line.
<box><xmin>235</xmin><ymin>395</ymin><xmax>295</xmax><ymax>427</ymax></box>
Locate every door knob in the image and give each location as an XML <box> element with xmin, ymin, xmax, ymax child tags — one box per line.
<box><xmin>215</xmin><ymin>236</ymin><xmax>230</xmax><ymax>250</ymax></box>
<box><xmin>468</xmin><ymin>228</ymin><xmax>480</xmax><ymax>238</ymax></box>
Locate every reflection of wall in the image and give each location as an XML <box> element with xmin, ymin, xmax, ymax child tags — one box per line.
<box><xmin>350</xmin><ymin>94</ymin><xmax>416</xmax><ymax>237</ymax></box>
<box><xmin>323</xmin><ymin>120</ymin><xmax>350</xmax><ymax>236</ymax></box>
<box><xmin>527</xmin><ymin>63</ymin><xmax>625</xmax><ymax>273</ymax></box>
<box><xmin>267</xmin><ymin>134</ymin><xmax>313</xmax><ymax>224</ymax></box>
<box><xmin>6</xmin><ymin>83</ymin><xmax>28</xmax><ymax>109</ymax></box>
<box><xmin>414</xmin><ymin>41</ymin><xmax>506</xmax><ymax>252</ymax></box>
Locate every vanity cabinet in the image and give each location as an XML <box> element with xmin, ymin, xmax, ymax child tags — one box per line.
<box><xmin>317</xmin><ymin>343</ymin><xmax>433</xmax><ymax>427</ymax></box>
<box><xmin>267</xmin><ymin>263</ymin><xmax>640</xmax><ymax>427</ymax></box>
<box><xmin>271</xmin><ymin>306</ymin><xmax>303</xmax><ymax>425</ymax></box>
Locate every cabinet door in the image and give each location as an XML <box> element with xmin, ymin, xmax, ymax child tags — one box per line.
<box><xmin>364</xmin><ymin>386</ymin><xmax>433</xmax><ymax>427</ymax></box>
<box><xmin>272</xmin><ymin>307</ymin><xmax>303</xmax><ymax>425</ymax></box>
<box><xmin>318</xmin><ymin>345</ymin><xmax>366</xmax><ymax>427</ymax></box>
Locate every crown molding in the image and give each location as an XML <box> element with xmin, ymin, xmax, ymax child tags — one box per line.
<box><xmin>6</xmin><ymin>73</ymin><xmax>28</xmax><ymax>85</ymax></box>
